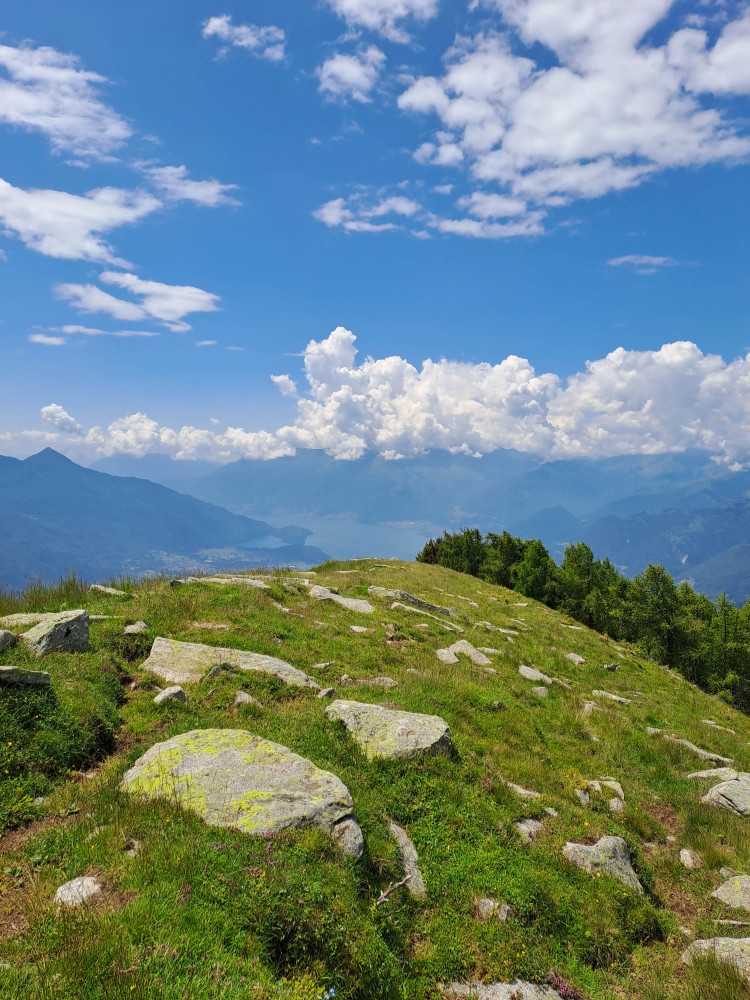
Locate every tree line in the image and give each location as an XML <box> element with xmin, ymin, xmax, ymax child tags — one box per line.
<box><xmin>417</xmin><ymin>528</ymin><xmax>750</xmax><ymax>712</ymax></box>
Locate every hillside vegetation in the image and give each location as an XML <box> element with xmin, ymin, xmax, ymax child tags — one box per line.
<box><xmin>1</xmin><ymin>561</ymin><xmax>750</xmax><ymax>999</ymax></box>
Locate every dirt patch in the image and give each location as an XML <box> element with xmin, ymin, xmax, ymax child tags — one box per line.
<box><xmin>0</xmin><ymin>813</ymin><xmax>75</xmax><ymax>859</ymax></box>
<box><xmin>643</xmin><ymin>800</ymin><xmax>681</xmax><ymax>837</ymax></box>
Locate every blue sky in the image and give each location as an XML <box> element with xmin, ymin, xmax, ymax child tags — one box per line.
<box><xmin>1</xmin><ymin>0</ymin><xmax>749</xmax><ymax>465</ymax></box>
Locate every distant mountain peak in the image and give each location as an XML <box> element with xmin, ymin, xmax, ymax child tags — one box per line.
<box><xmin>24</xmin><ymin>448</ymin><xmax>77</xmax><ymax>467</ymax></box>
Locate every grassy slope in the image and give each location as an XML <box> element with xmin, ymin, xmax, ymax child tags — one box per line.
<box><xmin>1</xmin><ymin>560</ymin><xmax>750</xmax><ymax>999</ymax></box>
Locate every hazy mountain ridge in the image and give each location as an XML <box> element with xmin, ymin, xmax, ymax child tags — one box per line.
<box><xmin>0</xmin><ymin>450</ymin><xmax>328</xmax><ymax>589</ymax></box>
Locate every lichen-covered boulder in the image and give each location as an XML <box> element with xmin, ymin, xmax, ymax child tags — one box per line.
<box><xmin>140</xmin><ymin>637</ymin><xmax>319</xmax><ymax>689</ymax></box>
<box><xmin>308</xmin><ymin>585</ymin><xmax>374</xmax><ymax>613</ymax></box>
<box><xmin>442</xmin><ymin>982</ymin><xmax>558</xmax><ymax>999</ymax></box>
<box><xmin>712</xmin><ymin>875</ymin><xmax>750</xmax><ymax>912</ymax></box>
<box><xmin>20</xmin><ymin>610</ymin><xmax>89</xmax><ymax>658</ymax></box>
<box><xmin>703</xmin><ymin>777</ymin><xmax>750</xmax><ymax>817</ymax></box>
<box><xmin>120</xmin><ymin>729</ymin><xmax>363</xmax><ymax>856</ymax></box>
<box><xmin>325</xmin><ymin>699</ymin><xmax>451</xmax><ymax>760</ymax></box>
<box><xmin>563</xmin><ymin>835</ymin><xmax>644</xmax><ymax>894</ymax></box>
<box><xmin>682</xmin><ymin>937</ymin><xmax>750</xmax><ymax>981</ymax></box>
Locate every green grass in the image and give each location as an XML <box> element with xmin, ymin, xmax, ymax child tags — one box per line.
<box><xmin>2</xmin><ymin>560</ymin><xmax>750</xmax><ymax>998</ymax></box>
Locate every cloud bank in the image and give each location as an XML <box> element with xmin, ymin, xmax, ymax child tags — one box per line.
<box><xmin>18</xmin><ymin>328</ymin><xmax>750</xmax><ymax>468</ymax></box>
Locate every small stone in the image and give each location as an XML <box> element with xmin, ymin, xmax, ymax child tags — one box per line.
<box><xmin>531</xmin><ymin>686</ymin><xmax>548</xmax><ymax>698</ymax></box>
<box><xmin>515</xmin><ymin>818</ymin><xmax>544</xmax><ymax>843</ymax></box>
<box><xmin>0</xmin><ymin>630</ymin><xmax>17</xmax><ymax>652</ymax></box>
<box><xmin>608</xmin><ymin>797</ymin><xmax>624</xmax><ymax>814</ymax></box>
<box><xmin>566</xmin><ymin>653</ymin><xmax>586</xmax><ymax>665</ymax></box>
<box><xmin>54</xmin><ymin>876</ymin><xmax>101</xmax><ymax>908</ymax></box>
<box><xmin>602</xmin><ymin>663</ymin><xmax>618</xmax><ymax>671</ymax></box>
<box><xmin>506</xmin><ymin>781</ymin><xmax>541</xmax><ymax>799</ymax></box>
<box><xmin>574</xmin><ymin>788</ymin><xmax>590</xmax><ymax>807</ymax></box>
<box><xmin>592</xmin><ymin>689</ymin><xmax>631</xmax><ymax>705</ymax></box>
<box><xmin>350</xmin><ymin>625</ymin><xmax>374</xmax><ymax>633</ymax></box>
<box><xmin>123</xmin><ymin>621</ymin><xmax>148</xmax><ymax>635</ymax></box>
<box><xmin>234</xmin><ymin>691</ymin><xmax>260</xmax><ymax>706</ymax></box>
<box><xmin>389</xmin><ymin>822</ymin><xmax>426</xmax><ymax>898</ymax></box>
<box><xmin>544</xmin><ymin>807</ymin><xmax>558</xmax><ymax>818</ymax></box>
<box><xmin>153</xmin><ymin>685</ymin><xmax>187</xmax><ymax>705</ymax></box>
<box><xmin>436</xmin><ymin>648</ymin><xmax>459</xmax><ymax>664</ymax></box>
<box><xmin>311</xmin><ymin>661</ymin><xmax>333</xmax><ymax>670</ymax></box>
<box><xmin>474</xmin><ymin>897</ymin><xmax>513</xmax><ymax>922</ymax></box>
<box><xmin>680</xmin><ymin>849</ymin><xmax>702</xmax><ymax>870</ymax></box>
<box><xmin>90</xmin><ymin>584</ymin><xmax>129</xmax><ymax>597</ymax></box>
<box><xmin>519</xmin><ymin>664</ymin><xmax>552</xmax><ymax>684</ymax></box>
<box><xmin>317</xmin><ymin>687</ymin><xmax>335</xmax><ymax>699</ymax></box>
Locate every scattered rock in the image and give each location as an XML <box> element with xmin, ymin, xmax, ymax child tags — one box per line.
<box><xmin>349</xmin><ymin>625</ymin><xmax>374</xmax><ymax>633</ymax></box>
<box><xmin>436</xmin><ymin>640</ymin><xmax>491</xmax><ymax>666</ymax></box>
<box><xmin>0</xmin><ymin>630</ymin><xmax>16</xmax><ymax>653</ymax></box>
<box><xmin>325</xmin><ymin>699</ymin><xmax>451</xmax><ymax>760</ymax></box>
<box><xmin>712</xmin><ymin>875</ymin><xmax>750</xmax><ymax>912</ymax></box>
<box><xmin>317</xmin><ymin>687</ymin><xmax>335</xmax><ymax>699</ymax></box>
<box><xmin>582</xmin><ymin>701</ymin><xmax>600</xmax><ymax>715</ymax></box>
<box><xmin>702</xmin><ymin>719</ymin><xmax>736</xmax><ymax>734</ymax></box>
<box><xmin>202</xmin><ymin>664</ymin><xmax>224</xmax><ymax>682</ymax></box>
<box><xmin>531</xmin><ymin>686</ymin><xmax>548</xmax><ymax>698</ymax></box>
<box><xmin>123</xmin><ymin>621</ymin><xmax>148</xmax><ymax>635</ymax></box>
<box><xmin>680</xmin><ymin>849</ymin><xmax>702</xmax><ymax>870</ymax></box>
<box><xmin>519</xmin><ymin>664</ymin><xmax>552</xmax><ymax>685</ymax></box>
<box><xmin>54</xmin><ymin>876</ymin><xmax>102</xmax><ymax>908</ymax></box>
<box><xmin>566</xmin><ymin>653</ymin><xmax>586</xmax><ymax>665</ymax></box>
<box><xmin>368</xmin><ymin>587</ymin><xmax>460</xmax><ymax>618</ymax></box>
<box><xmin>153</xmin><ymin>685</ymin><xmax>187</xmax><ymax>705</ymax></box>
<box><xmin>515</xmin><ymin>818</ymin><xmax>544</xmax><ymax>843</ymax></box>
<box><xmin>122</xmin><ymin>838</ymin><xmax>141</xmax><ymax>858</ymax></box>
<box><xmin>309</xmin><ymin>585</ymin><xmax>374</xmax><ymax>614</ymax></box>
<box><xmin>591</xmin><ymin>689</ymin><xmax>631</xmax><ymax>705</ymax></box>
<box><xmin>600</xmin><ymin>777</ymin><xmax>625</xmax><ymax>800</ymax></box>
<box><xmin>191</xmin><ymin>622</ymin><xmax>230</xmax><ymax>631</ymax></box>
<box><xmin>442</xmin><ymin>981</ymin><xmax>558</xmax><ymax>998</ymax></box>
<box><xmin>90</xmin><ymin>584</ymin><xmax>129</xmax><ymax>597</ymax></box>
<box><xmin>689</xmin><ymin>767</ymin><xmax>740</xmax><ymax>781</ymax></box>
<box><xmin>234</xmin><ymin>690</ymin><xmax>261</xmax><ymax>707</ymax></box>
<box><xmin>340</xmin><ymin>675</ymin><xmax>398</xmax><ymax>689</ymax></box>
<box><xmin>120</xmin><ymin>729</ymin><xmax>363</xmax><ymax>856</ymax></box>
<box><xmin>473</xmin><ymin>897</ymin><xmax>512</xmax><ymax>922</ymax></box>
<box><xmin>391</xmin><ymin>603</ymin><xmax>464</xmax><ymax>632</ymax></box>
<box><xmin>389</xmin><ymin>822</ymin><xmax>426</xmax><ymax>898</ymax></box>
<box><xmin>479</xmin><ymin>647</ymin><xmax>500</xmax><ymax>654</ymax></box>
<box><xmin>563</xmin><ymin>835</ymin><xmax>644</xmax><ymax>894</ymax></box>
<box><xmin>20</xmin><ymin>610</ymin><xmax>89</xmax><ymax>658</ymax></box>
<box><xmin>608</xmin><ymin>797</ymin><xmax>624</xmax><ymax>814</ymax></box>
<box><xmin>0</xmin><ymin>665</ymin><xmax>50</xmax><ymax>686</ymax></box>
<box><xmin>649</xmin><ymin>731</ymin><xmax>734</xmax><ymax>766</ymax></box>
<box><xmin>602</xmin><ymin>663</ymin><xmax>618</xmax><ymax>672</ymax></box>
<box><xmin>506</xmin><ymin>781</ymin><xmax>541</xmax><ymax>799</ymax></box>
<box><xmin>682</xmin><ymin>938</ymin><xmax>750</xmax><ymax>981</ymax></box>
<box><xmin>574</xmin><ymin>789</ymin><xmax>590</xmax><ymax>807</ymax></box>
<box><xmin>141</xmin><ymin>637</ymin><xmax>319</xmax><ymax>689</ymax></box>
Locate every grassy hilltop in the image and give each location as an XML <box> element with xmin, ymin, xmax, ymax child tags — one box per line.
<box><xmin>1</xmin><ymin>560</ymin><xmax>750</xmax><ymax>999</ymax></box>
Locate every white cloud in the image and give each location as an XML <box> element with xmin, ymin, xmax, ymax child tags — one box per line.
<box><xmin>23</xmin><ymin>328</ymin><xmax>750</xmax><ymax>467</ymax></box>
<box><xmin>325</xmin><ymin>0</ymin><xmax>439</xmax><ymax>42</ymax></box>
<box><xmin>28</xmin><ymin>333</ymin><xmax>65</xmax><ymax>346</ymax></box>
<box><xmin>608</xmin><ymin>254</ymin><xmax>682</xmax><ymax>274</ymax></box>
<box><xmin>202</xmin><ymin>15</ymin><xmax>286</xmax><ymax>62</ymax></box>
<box><xmin>271</xmin><ymin>374</ymin><xmax>299</xmax><ymax>398</ymax></box>
<box><xmin>317</xmin><ymin>46</ymin><xmax>386</xmax><ymax>103</ymax></box>
<box><xmin>196</xmin><ymin>339</ymin><xmax>217</xmax><ymax>347</ymax></box>
<box><xmin>0</xmin><ymin>178</ymin><xmax>159</xmax><ymax>263</ymax></box>
<box><xmin>41</xmin><ymin>403</ymin><xmax>82</xmax><ymax>434</ymax></box>
<box><xmin>0</xmin><ymin>42</ymin><xmax>131</xmax><ymax>160</ymax></box>
<box><xmin>310</xmin><ymin>2</ymin><xmax>750</xmax><ymax>239</ymax></box>
<box><xmin>142</xmin><ymin>165</ymin><xmax>239</xmax><ymax>207</ymax></box>
<box><xmin>60</xmin><ymin>324</ymin><xmax>159</xmax><ymax>338</ymax></box>
<box><xmin>56</xmin><ymin>271</ymin><xmax>220</xmax><ymax>332</ymax></box>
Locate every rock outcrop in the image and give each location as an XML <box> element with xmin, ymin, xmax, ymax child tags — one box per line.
<box><xmin>140</xmin><ymin>637</ymin><xmax>319</xmax><ymax>689</ymax></box>
<box><xmin>702</xmin><ymin>776</ymin><xmax>750</xmax><ymax>816</ymax></box>
<box><xmin>20</xmin><ymin>610</ymin><xmax>89</xmax><ymax>658</ymax></box>
<box><xmin>682</xmin><ymin>937</ymin><xmax>750</xmax><ymax>981</ymax></box>
<box><xmin>563</xmin><ymin>835</ymin><xmax>644</xmax><ymax>894</ymax></box>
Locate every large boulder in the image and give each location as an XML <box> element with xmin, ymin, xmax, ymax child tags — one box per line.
<box><xmin>562</xmin><ymin>835</ymin><xmax>644</xmax><ymax>894</ymax></box>
<box><xmin>682</xmin><ymin>938</ymin><xmax>750</xmax><ymax>981</ymax></box>
<box><xmin>120</xmin><ymin>729</ymin><xmax>363</xmax><ymax>856</ymax></box>
<box><xmin>20</xmin><ymin>610</ymin><xmax>89</xmax><ymax>658</ymax></box>
<box><xmin>140</xmin><ymin>637</ymin><xmax>319</xmax><ymax>689</ymax></box>
<box><xmin>325</xmin><ymin>699</ymin><xmax>451</xmax><ymax>760</ymax></box>
<box><xmin>703</xmin><ymin>777</ymin><xmax>750</xmax><ymax>817</ymax></box>
<box><xmin>0</xmin><ymin>666</ymin><xmax>50</xmax><ymax>686</ymax></box>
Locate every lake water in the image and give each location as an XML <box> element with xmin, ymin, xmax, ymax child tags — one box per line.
<box><xmin>258</xmin><ymin>513</ymin><xmax>436</xmax><ymax>562</ymax></box>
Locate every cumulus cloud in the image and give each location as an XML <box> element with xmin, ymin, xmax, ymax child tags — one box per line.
<box><xmin>41</xmin><ymin>403</ymin><xmax>82</xmax><ymax>434</ymax></box>
<box><xmin>314</xmin><ymin>188</ymin><xmax>422</xmax><ymax>232</ymax></box>
<box><xmin>22</xmin><ymin>328</ymin><xmax>750</xmax><ymax>468</ymax></box>
<box><xmin>324</xmin><ymin>0</ymin><xmax>439</xmax><ymax>42</ymax></box>
<box><xmin>317</xmin><ymin>46</ymin><xmax>386</xmax><ymax>103</ymax></box>
<box><xmin>271</xmin><ymin>374</ymin><xmax>299</xmax><ymax>398</ymax></box>
<box><xmin>312</xmin><ymin>1</ymin><xmax>750</xmax><ymax>239</ymax></box>
<box><xmin>28</xmin><ymin>333</ymin><xmax>66</xmax><ymax>346</ymax></box>
<box><xmin>56</xmin><ymin>271</ymin><xmax>220</xmax><ymax>332</ymax></box>
<box><xmin>202</xmin><ymin>15</ymin><xmax>286</xmax><ymax>62</ymax></box>
<box><xmin>0</xmin><ymin>42</ymin><xmax>131</xmax><ymax>160</ymax></box>
<box><xmin>0</xmin><ymin>178</ymin><xmax>159</xmax><ymax>263</ymax></box>
<box><xmin>141</xmin><ymin>164</ymin><xmax>239</xmax><ymax>207</ymax></box>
